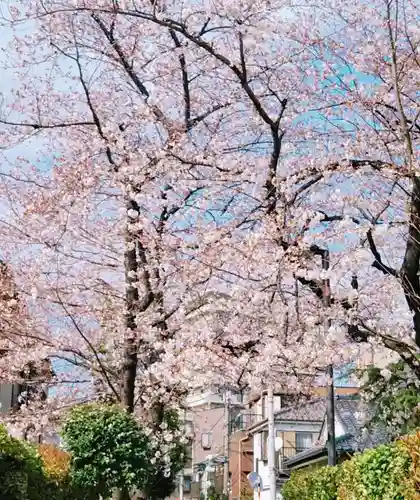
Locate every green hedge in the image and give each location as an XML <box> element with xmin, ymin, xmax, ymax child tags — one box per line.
<box><xmin>0</xmin><ymin>424</ymin><xmax>84</xmax><ymax>500</ymax></box>
<box><xmin>282</xmin><ymin>465</ymin><xmax>339</xmax><ymax>500</ymax></box>
<box><xmin>0</xmin><ymin>424</ymin><xmax>46</xmax><ymax>500</ymax></box>
<box><xmin>282</xmin><ymin>438</ymin><xmax>419</xmax><ymax>500</ymax></box>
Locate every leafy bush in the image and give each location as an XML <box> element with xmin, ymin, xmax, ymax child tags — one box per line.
<box><xmin>0</xmin><ymin>424</ymin><xmax>77</xmax><ymax>500</ymax></box>
<box><xmin>282</xmin><ymin>470</ymin><xmax>314</xmax><ymax>500</ymax></box>
<box><xmin>398</xmin><ymin>432</ymin><xmax>420</xmax><ymax>494</ymax></box>
<box><xmin>38</xmin><ymin>444</ymin><xmax>71</xmax><ymax>484</ymax></box>
<box><xmin>0</xmin><ymin>424</ymin><xmax>93</xmax><ymax>500</ymax></box>
<box><xmin>282</xmin><ymin>466</ymin><xmax>339</xmax><ymax>500</ymax></box>
<box><xmin>283</xmin><ymin>440</ymin><xmax>418</xmax><ymax>500</ymax></box>
<box><xmin>337</xmin><ymin>458</ymin><xmax>363</xmax><ymax>500</ymax></box>
<box><xmin>62</xmin><ymin>403</ymin><xmax>151</xmax><ymax>499</ymax></box>
<box><xmin>62</xmin><ymin>403</ymin><xmax>187</xmax><ymax>500</ymax></box>
<box><xmin>338</xmin><ymin>443</ymin><xmax>413</xmax><ymax>500</ymax></box>
<box><xmin>311</xmin><ymin>466</ymin><xmax>340</xmax><ymax>500</ymax></box>
<box><xmin>0</xmin><ymin>424</ymin><xmax>45</xmax><ymax>500</ymax></box>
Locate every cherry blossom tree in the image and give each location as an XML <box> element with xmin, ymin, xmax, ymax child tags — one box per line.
<box><xmin>0</xmin><ymin>0</ymin><xmax>418</xmax><ymax>440</ymax></box>
<box><xmin>153</xmin><ymin>0</ymin><xmax>420</xmax><ymax>386</ymax></box>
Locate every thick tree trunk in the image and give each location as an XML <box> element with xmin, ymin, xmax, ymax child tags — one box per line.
<box><xmin>122</xmin><ymin>222</ymin><xmax>140</xmax><ymax>413</ymax></box>
<box><xmin>401</xmin><ymin>177</ymin><xmax>420</xmax><ymax>347</ymax></box>
<box><xmin>113</xmin><ymin>488</ymin><xmax>131</xmax><ymax>500</ymax></box>
<box><xmin>122</xmin><ymin>199</ymin><xmax>154</xmax><ymax>411</ymax></box>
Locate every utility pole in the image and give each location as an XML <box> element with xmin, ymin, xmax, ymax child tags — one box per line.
<box><xmin>223</xmin><ymin>389</ymin><xmax>230</xmax><ymax>497</ymax></box>
<box><xmin>322</xmin><ymin>249</ymin><xmax>336</xmax><ymax>466</ymax></box>
<box><xmin>204</xmin><ymin>461</ymin><xmax>209</xmax><ymax>500</ymax></box>
<box><xmin>267</xmin><ymin>384</ymin><xmax>276</xmax><ymax>500</ymax></box>
<box><xmin>179</xmin><ymin>471</ymin><xmax>184</xmax><ymax>500</ymax></box>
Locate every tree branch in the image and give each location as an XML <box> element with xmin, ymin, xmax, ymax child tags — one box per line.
<box><xmin>366</xmin><ymin>229</ymin><xmax>399</xmax><ymax>276</ymax></box>
<box><xmin>56</xmin><ymin>296</ymin><xmax>120</xmax><ymax>401</ymax></box>
<box><xmin>0</xmin><ymin>118</ymin><xmax>95</xmax><ymax>129</ymax></box>
<box><xmin>169</xmin><ymin>29</ymin><xmax>191</xmax><ymax>130</ymax></box>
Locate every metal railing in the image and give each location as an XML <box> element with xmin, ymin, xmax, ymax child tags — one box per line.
<box><xmin>276</xmin><ymin>446</ymin><xmax>312</xmax><ymax>471</ymax></box>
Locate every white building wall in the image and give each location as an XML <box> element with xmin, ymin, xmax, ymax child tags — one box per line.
<box><xmin>253</xmin><ymin>421</ymin><xmax>323</xmax><ymax>500</ymax></box>
<box><xmin>319</xmin><ymin>417</ymin><xmax>346</xmax><ymax>443</ymax></box>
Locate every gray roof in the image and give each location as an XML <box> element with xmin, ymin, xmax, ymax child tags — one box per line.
<box><xmin>284</xmin><ymin>396</ymin><xmax>388</xmax><ymax>468</ymax></box>
<box><xmin>275</xmin><ymin>398</ymin><xmax>326</xmax><ymax>422</ymax></box>
<box><xmin>334</xmin><ymin>397</ymin><xmax>388</xmax><ymax>451</ymax></box>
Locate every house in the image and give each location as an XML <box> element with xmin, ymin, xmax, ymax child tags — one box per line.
<box><xmin>248</xmin><ymin>398</ymin><xmax>327</xmax><ymax>500</ymax></box>
<box><xmin>0</xmin><ymin>359</ymin><xmax>53</xmax><ymax>415</ymax></box>
<box><xmin>0</xmin><ymin>261</ymin><xmax>54</xmax><ymax>440</ymax></box>
<box><xmin>178</xmin><ymin>387</ymin><xmax>245</xmax><ymax>500</ymax></box>
<box><xmin>283</xmin><ymin>396</ymin><xmax>387</xmax><ymax>473</ymax></box>
<box><xmin>243</xmin><ymin>384</ymin><xmax>361</xmax><ymax>500</ymax></box>
<box><xmin>179</xmin><ymin>366</ymin><xmax>365</xmax><ymax>500</ymax></box>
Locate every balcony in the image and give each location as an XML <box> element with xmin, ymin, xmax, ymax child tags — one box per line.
<box><xmin>276</xmin><ymin>446</ymin><xmax>313</xmax><ymax>472</ymax></box>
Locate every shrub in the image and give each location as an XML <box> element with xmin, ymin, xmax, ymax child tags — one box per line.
<box><xmin>0</xmin><ymin>424</ymin><xmax>46</xmax><ymax>500</ymax></box>
<box><xmin>282</xmin><ymin>466</ymin><xmax>339</xmax><ymax>500</ymax></box>
<box><xmin>338</xmin><ymin>443</ymin><xmax>413</xmax><ymax>500</ymax></box>
<box><xmin>0</xmin><ymin>425</ymin><xmax>88</xmax><ymax>500</ymax></box>
<box><xmin>62</xmin><ymin>403</ymin><xmax>187</xmax><ymax>500</ymax></box>
<box><xmin>38</xmin><ymin>444</ymin><xmax>71</xmax><ymax>484</ymax></box>
<box><xmin>283</xmin><ymin>440</ymin><xmax>419</xmax><ymax>500</ymax></box>
<box><xmin>311</xmin><ymin>466</ymin><xmax>340</xmax><ymax>500</ymax></box>
<box><xmin>282</xmin><ymin>470</ymin><xmax>314</xmax><ymax>500</ymax></box>
<box><xmin>61</xmin><ymin>403</ymin><xmax>152</xmax><ymax>499</ymax></box>
<box><xmin>337</xmin><ymin>458</ymin><xmax>363</xmax><ymax>500</ymax></box>
<box><xmin>398</xmin><ymin>432</ymin><xmax>420</xmax><ymax>495</ymax></box>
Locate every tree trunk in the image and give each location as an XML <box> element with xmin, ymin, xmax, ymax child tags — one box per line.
<box><xmin>401</xmin><ymin>177</ymin><xmax>420</xmax><ymax>347</ymax></box>
<box><xmin>113</xmin><ymin>488</ymin><xmax>131</xmax><ymax>500</ymax></box>
<box><xmin>122</xmin><ymin>219</ymin><xmax>140</xmax><ymax>412</ymax></box>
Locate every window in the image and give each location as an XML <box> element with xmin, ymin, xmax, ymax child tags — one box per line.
<box><xmin>185</xmin><ymin>442</ymin><xmax>193</xmax><ymax>468</ymax></box>
<box><xmin>230</xmin><ymin>409</ymin><xmax>243</xmax><ymax>433</ymax></box>
<box><xmin>231</xmin><ymin>391</ymin><xmax>243</xmax><ymax>404</ymax></box>
<box><xmin>296</xmin><ymin>432</ymin><xmax>313</xmax><ymax>452</ymax></box>
<box><xmin>260</xmin><ymin>430</ymin><xmax>268</xmax><ymax>461</ymax></box>
<box><xmin>184</xmin><ymin>476</ymin><xmax>192</xmax><ymax>492</ymax></box>
<box><xmin>201</xmin><ymin>432</ymin><xmax>212</xmax><ymax>450</ymax></box>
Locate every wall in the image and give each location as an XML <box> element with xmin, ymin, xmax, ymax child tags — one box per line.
<box><xmin>252</xmin><ymin>421</ymin><xmax>323</xmax><ymax>500</ymax></box>
<box><xmin>248</xmin><ymin>395</ymin><xmax>282</xmax><ymax>427</ymax></box>
<box><xmin>192</xmin><ymin>406</ymin><xmax>226</xmax><ymax>465</ymax></box>
<box><xmin>312</xmin><ymin>387</ymin><xmax>359</xmax><ymax>397</ymax></box>
<box><xmin>0</xmin><ymin>383</ymin><xmax>20</xmax><ymax>412</ymax></box>
<box><xmin>230</xmin><ymin>431</ymin><xmax>253</xmax><ymax>500</ymax></box>
<box><xmin>178</xmin><ymin>388</ymin><xmax>246</xmax><ymax>500</ymax></box>
<box><xmin>318</xmin><ymin>416</ymin><xmax>346</xmax><ymax>443</ymax></box>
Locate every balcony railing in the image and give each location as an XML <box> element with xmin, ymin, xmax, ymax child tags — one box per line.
<box><xmin>276</xmin><ymin>446</ymin><xmax>312</xmax><ymax>471</ymax></box>
<box><xmin>230</xmin><ymin>410</ymin><xmax>260</xmax><ymax>432</ymax></box>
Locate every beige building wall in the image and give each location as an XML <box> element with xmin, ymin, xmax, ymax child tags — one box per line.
<box><xmin>192</xmin><ymin>406</ymin><xmax>226</xmax><ymax>465</ymax></box>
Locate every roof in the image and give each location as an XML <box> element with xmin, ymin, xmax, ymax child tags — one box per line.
<box><xmin>274</xmin><ymin>398</ymin><xmax>326</xmax><ymax>422</ymax></box>
<box><xmin>246</xmin><ymin>397</ymin><xmax>326</xmax><ymax>434</ymax></box>
<box><xmin>329</xmin><ymin>397</ymin><xmax>387</xmax><ymax>450</ymax></box>
<box><xmin>284</xmin><ymin>396</ymin><xmax>388</xmax><ymax>468</ymax></box>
